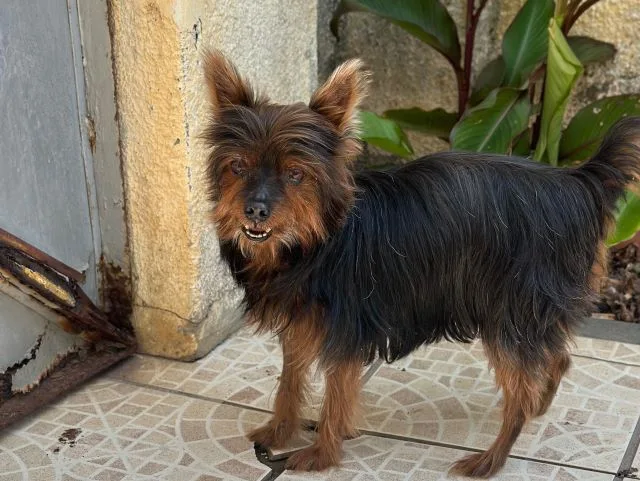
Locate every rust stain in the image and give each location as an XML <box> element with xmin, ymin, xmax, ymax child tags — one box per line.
<box><xmin>0</xmin><ymin>232</ymin><xmax>135</xmax><ymax>345</ymax></box>
<box><xmin>20</xmin><ymin>265</ymin><xmax>76</xmax><ymax>307</ymax></box>
<box><xmin>99</xmin><ymin>256</ymin><xmax>133</xmax><ymax>331</ymax></box>
<box><xmin>0</xmin><ymin>228</ymin><xmax>83</xmax><ymax>282</ymax></box>
<box><xmin>86</xmin><ymin>116</ymin><xmax>97</xmax><ymax>154</ymax></box>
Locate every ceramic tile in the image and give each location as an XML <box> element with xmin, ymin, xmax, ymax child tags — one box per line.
<box><xmin>360</xmin><ymin>341</ymin><xmax>640</xmax><ymax>473</ymax></box>
<box><xmin>108</xmin><ymin>328</ymin><xmax>365</xmax><ymax>419</ymax></box>
<box><xmin>108</xmin><ymin>328</ymin><xmax>282</xmax><ymax>407</ymax></box>
<box><xmin>573</xmin><ymin>337</ymin><xmax>640</xmax><ymax>366</ymax></box>
<box><xmin>278</xmin><ymin>436</ymin><xmax>612</xmax><ymax>481</ymax></box>
<box><xmin>0</xmin><ymin>379</ymin><xmax>270</xmax><ymax>481</ymax></box>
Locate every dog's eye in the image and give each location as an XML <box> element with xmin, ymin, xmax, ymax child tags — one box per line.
<box><xmin>230</xmin><ymin>159</ymin><xmax>245</xmax><ymax>176</ymax></box>
<box><xmin>287</xmin><ymin>168</ymin><xmax>304</xmax><ymax>185</ymax></box>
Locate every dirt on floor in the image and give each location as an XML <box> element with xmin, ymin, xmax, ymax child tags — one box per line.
<box><xmin>596</xmin><ymin>239</ymin><xmax>640</xmax><ymax>322</ymax></box>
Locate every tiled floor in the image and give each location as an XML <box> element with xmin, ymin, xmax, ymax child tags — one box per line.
<box><xmin>1</xmin><ymin>328</ymin><xmax>640</xmax><ymax>480</ymax></box>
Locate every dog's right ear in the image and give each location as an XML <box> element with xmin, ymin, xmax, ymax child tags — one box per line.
<box><xmin>204</xmin><ymin>50</ymin><xmax>254</xmax><ymax>112</ymax></box>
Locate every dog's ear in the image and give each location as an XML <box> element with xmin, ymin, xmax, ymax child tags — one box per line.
<box><xmin>310</xmin><ymin>59</ymin><xmax>369</xmax><ymax>135</ymax></box>
<box><xmin>204</xmin><ymin>50</ymin><xmax>254</xmax><ymax>111</ymax></box>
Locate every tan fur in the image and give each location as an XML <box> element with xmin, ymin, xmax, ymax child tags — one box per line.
<box><xmin>309</xmin><ymin>59</ymin><xmax>370</xmax><ymax>136</ymax></box>
<box><xmin>203</xmin><ymin>49</ymin><xmax>254</xmax><ymax>110</ymax></box>
<box><xmin>590</xmin><ymin>240</ymin><xmax>609</xmax><ymax>290</ymax></box>
<box><xmin>285</xmin><ymin>359</ymin><xmax>362</xmax><ymax>471</ymax></box>
<box><xmin>248</xmin><ymin>310</ymin><xmax>326</xmax><ymax>448</ymax></box>
<box><xmin>451</xmin><ymin>346</ymin><xmax>569</xmax><ymax>478</ymax></box>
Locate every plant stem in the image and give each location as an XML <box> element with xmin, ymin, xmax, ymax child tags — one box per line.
<box><xmin>459</xmin><ymin>0</ymin><xmax>489</xmax><ymax>117</ymax></box>
<box><xmin>563</xmin><ymin>0</ymin><xmax>602</xmax><ymax>33</ymax></box>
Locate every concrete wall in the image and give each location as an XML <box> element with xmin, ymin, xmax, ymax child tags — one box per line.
<box><xmin>109</xmin><ymin>0</ymin><xmax>318</xmax><ymax>360</ymax></box>
<box><xmin>326</xmin><ymin>0</ymin><xmax>640</xmax><ymax>160</ymax></box>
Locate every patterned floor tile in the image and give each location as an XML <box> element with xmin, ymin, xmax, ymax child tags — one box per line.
<box><xmin>108</xmin><ymin>328</ymin><xmax>283</xmax><ymax>408</ymax></box>
<box><xmin>573</xmin><ymin>336</ymin><xmax>640</xmax><ymax>366</ymax></box>
<box><xmin>360</xmin><ymin>341</ymin><xmax>640</xmax><ymax>473</ymax></box>
<box><xmin>278</xmin><ymin>436</ymin><xmax>612</xmax><ymax>481</ymax></box>
<box><xmin>0</xmin><ymin>379</ymin><xmax>270</xmax><ymax>481</ymax></box>
<box><xmin>108</xmin><ymin>328</ymin><xmax>366</xmax><ymax>419</ymax></box>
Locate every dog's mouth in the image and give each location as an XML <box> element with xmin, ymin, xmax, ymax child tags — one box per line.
<box><xmin>242</xmin><ymin>225</ymin><xmax>272</xmax><ymax>243</ymax></box>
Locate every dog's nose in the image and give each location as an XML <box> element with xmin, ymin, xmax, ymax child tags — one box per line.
<box><xmin>244</xmin><ymin>201</ymin><xmax>270</xmax><ymax>222</ymax></box>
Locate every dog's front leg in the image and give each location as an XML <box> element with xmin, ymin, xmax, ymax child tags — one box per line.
<box><xmin>285</xmin><ymin>359</ymin><xmax>362</xmax><ymax>471</ymax></box>
<box><xmin>248</xmin><ymin>324</ymin><xmax>319</xmax><ymax>449</ymax></box>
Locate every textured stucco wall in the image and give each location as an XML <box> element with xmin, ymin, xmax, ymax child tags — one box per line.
<box><xmin>109</xmin><ymin>0</ymin><xmax>317</xmax><ymax>359</ymax></box>
<box><xmin>327</xmin><ymin>0</ymin><xmax>640</xmax><ymax>160</ymax></box>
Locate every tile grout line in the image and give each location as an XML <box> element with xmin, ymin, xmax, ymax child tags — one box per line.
<box><xmin>571</xmin><ymin>353</ymin><xmax>640</xmax><ymax>368</ymax></box>
<box><xmin>355</xmin><ymin>428</ymin><xmax>618</xmax><ymax>477</ymax></box>
<box><xmin>361</xmin><ymin>358</ymin><xmax>383</xmax><ymax>385</ymax></box>
<box><xmin>109</xmin><ymin>376</ymin><xmax>275</xmax><ymax>414</ymax></box>
<box><xmin>112</xmin><ymin>374</ymin><xmax>621</xmax><ymax>477</ymax></box>
<box><xmin>613</xmin><ymin>413</ymin><xmax>640</xmax><ymax>479</ymax></box>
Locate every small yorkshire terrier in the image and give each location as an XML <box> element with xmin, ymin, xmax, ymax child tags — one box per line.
<box><xmin>203</xmin><ymin>50</ymin><xmax>640</xmax><ymax>477</ymax></box>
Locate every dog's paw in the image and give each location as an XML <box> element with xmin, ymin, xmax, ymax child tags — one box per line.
<box><xmin>285</xmin><ymin>446</ymin><xmax>339</xmax><ymax>472</ymax></box>
<box><xmin>449</xmin><ymin>451</ymin><xmax>505</xmax><ymax>478</ymax></box>
<box><xmin>247</xmin><ymin>420</ymin><xmax>294</xmax><ymax>449</ymax></box>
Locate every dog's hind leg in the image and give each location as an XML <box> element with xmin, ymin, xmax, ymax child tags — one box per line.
<box><xmin>450</xmin><ymin>348</ymin><xmax>547</xmax><ymax>478</ymax></box>
<box><xmin>537</xmin><ymin>350</ymin><xmax>571</xmax><ymax>417</ymax></box>
<box><xmin>285</xmin><ymin>359</ymin><xmax>362</xmax><ymax>471</ymax></box>
<box><xmin>248</xmin><ymin>318</ymin><xmax>323</xmax><ymax>449</ymax></box>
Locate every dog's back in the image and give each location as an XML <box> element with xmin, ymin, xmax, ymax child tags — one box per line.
<box><xmin>313</xmin><ymin>118</ymin><xmax>640</xmax><ymax>369</ymax></box>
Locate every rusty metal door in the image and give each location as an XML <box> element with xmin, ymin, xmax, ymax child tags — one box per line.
<box><xmin>0</xmin><ymin>0</ymin><xmax>134</xmax><ymax>426</ymax></box>
<box><xmin>1</xmin><ymin>0</ymin><xmax>100</xmax><ymax>298</ymax></box>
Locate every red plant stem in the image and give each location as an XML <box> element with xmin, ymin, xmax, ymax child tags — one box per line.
<box><xmin>563</xmin><ymin>0</ymin><xmax>601</xmax><ymax>33</ymax></box>
<box><xmin>458</xmin><ymin>0</ymin><xmax>489</xmax><ymax>116</ymax></box>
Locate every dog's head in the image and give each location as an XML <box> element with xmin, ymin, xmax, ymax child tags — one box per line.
<box><xmin>203</xmin><ymin>51</ymin><xmax>368</xmax><ymax>266</ymax></box>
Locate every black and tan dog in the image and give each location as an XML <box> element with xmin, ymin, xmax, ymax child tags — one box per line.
<box><xmin>202</xmin><ymin>51</ymin><xmax>640</xmax><ymax>477</ymax></box>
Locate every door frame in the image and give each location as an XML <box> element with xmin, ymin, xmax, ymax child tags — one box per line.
<box><xmin>75</xmin><ymin>0</ymin><xmax>129</xmax><ymax>292</ymax></box>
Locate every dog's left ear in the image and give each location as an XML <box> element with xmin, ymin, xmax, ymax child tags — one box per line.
<box><xmin>310</xmin><ymin>59</ymin><xmax>369</xmax><ymax>135</ymax></box>
<box><xmin>203</xmin><ymin>49</ymin><xmax>254</xmax><ymax>112</ymax></box>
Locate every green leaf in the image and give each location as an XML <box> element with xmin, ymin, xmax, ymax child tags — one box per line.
<box><xmin>450</xmin><ymin>88</ymin><xmax>531</xmax><ymax>154</ymax></box>
<box><xmin>511</xmin><ymin>128</ymin><xmax>532</xmax><ymax>156</ymax></box>
<box><xmin>567</xmin><ymin>36</ymin><xmax>616</xmax><ymax>66</ymax></box>
<box><xmin>331</xmin><ymin>0</ymin><xmax>461</xmax><ymax>65</ymax></box>
<box><xmin>502</xmin><ymin>0</ymin><xmax>554</xmax><ymax>87</ymax></box>
<box><xmin>358</xmin><ymin>110</ymin><xmax>414</xmax><ymax>158</ymax></box>
<box><xmin>559</xmin><ymin>95</ymin><xmax>640</xmax><ymax>162</ymax></box>
<box><xmin>607</xmin><ymin>191</ymin><xmax>640</xmax><ymax>246</ymax></box>
<box><xmin>470</xmin><ymin>56</ymin><xmax>505</xmax><ymax>106</ymax></box>
<box><xmin>382</xmin><ymin>107</ymin><xmax>457</xmax><ymax>139</ymax></box>
<box><xmin>533</xmin><ymin>18</ymin><xmax>583</xmax><ymax>165</ymax></box>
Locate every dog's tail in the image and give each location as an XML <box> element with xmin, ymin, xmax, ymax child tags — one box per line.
<box><xmin>573</xmin><ymin>116</ymin><xmax>640</xmax><ymax>230</ymax></box>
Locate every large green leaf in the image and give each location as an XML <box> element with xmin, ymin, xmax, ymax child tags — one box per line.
<box><xmin>382</xmin><ymin>107</ymin><xmax>457</xmax><ymax>139</ymax></box>
<box><xmin>567</xmin><ymin>36</ymin><xmax>616</xmax><ymax>66</ymax></box>
<box><xmin>607</xmin><ymin>191</ymin><xmax>640</xmax><ymax>246</ymax></box>
<box><xmin>331</xmin><ymin>0</ymin><xmax>461</xmax><ymax>65</ymax></box>
<box><xmin>533</xmin><ymin>18</ymin><xmax>583</xmax><ymax>165</ymax></box>
<box><xmin>358</xmin><ymin>110</ymin><xmax>414</xmax><ymax>158</ymax></box>
<box><xmin>511</xmin><ymin>128</ymin><xmax>532</xmax><ymax>156</ymax></box>
<box><xmin>559</xmin><ymin>95</ymin><xmax>640</xmax><ymax>162</ymax></box>
<box><xmin>502</xmin><ymin>0</ymin><xmax>554</xmax><ymax>87</ymax></box>
<box><xmin>470</xmin><ymin>56</ymin><xmax>505</xmax><ymax>106</ymax></box>
<box><xmin>450</xmin><ymin>88</ymin><xmax>531</xmax><ymax>153</ymax></box>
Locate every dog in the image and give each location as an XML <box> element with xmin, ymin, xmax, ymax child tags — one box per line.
<box><xmin>202</xmin><ymin>50</ymin><xmax>640</xmax><ymax>477</ymax></box>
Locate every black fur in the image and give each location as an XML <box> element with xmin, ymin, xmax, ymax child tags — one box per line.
<box><xmin>220</xmin><ymin>117</ymin><xmax>640</xmax><ymax>369</ymax></box>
